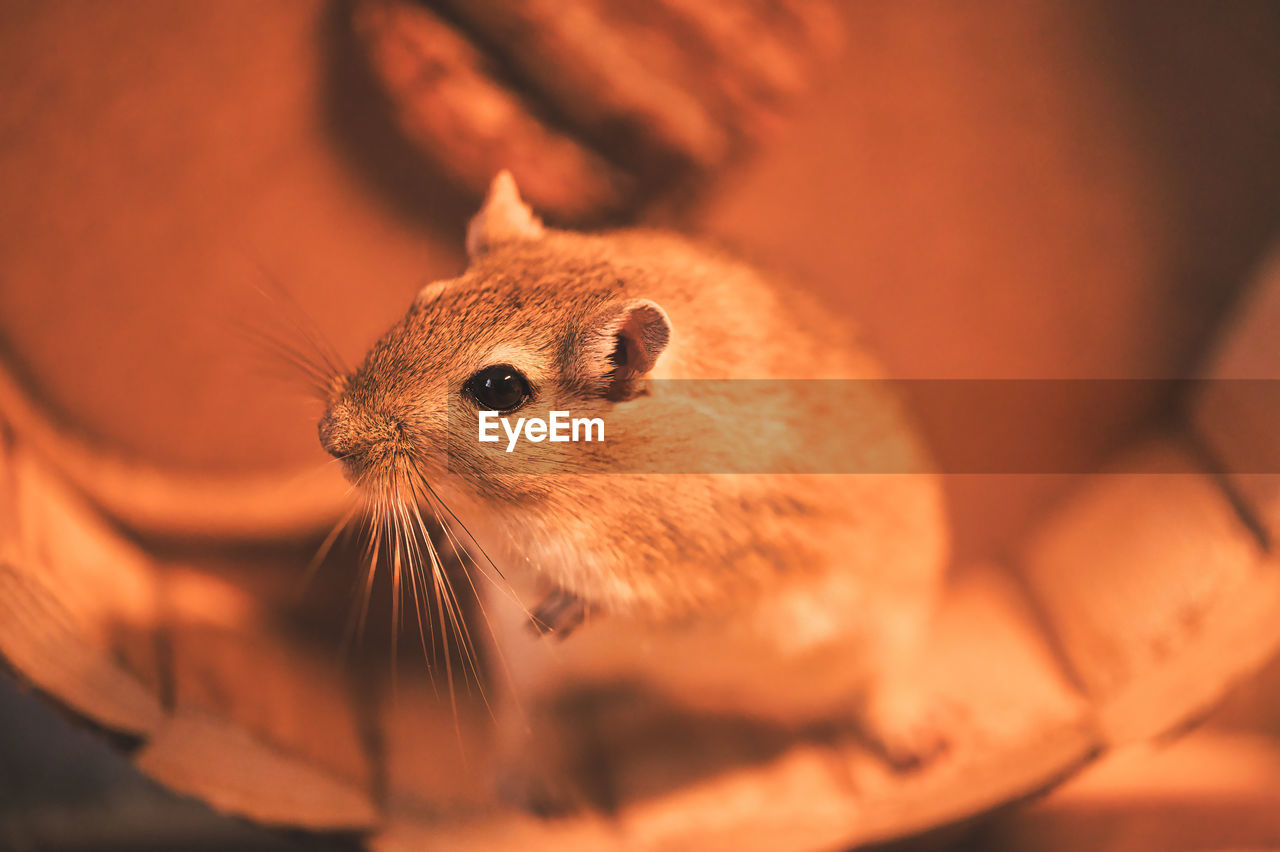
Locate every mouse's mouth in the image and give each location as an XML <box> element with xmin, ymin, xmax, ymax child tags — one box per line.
<box><xmin>334</xmin><ymin>452</ymin><xmax>370</xmax><ymax>487</ymax></box>
<box><xmin>331</xmin><ymin>442</ymin><xmax>409</xmax><ymax>491</ymax></box>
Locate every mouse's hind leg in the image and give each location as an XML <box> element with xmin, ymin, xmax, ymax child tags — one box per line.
<box><xmin>853</xmin><ymin>671</ymin><xmax>961</xmax><ymax>769</ymax></box>
<box><xmin>843</xmin><ymin>604</ymin><xmax>963</xmax><ymax>771</ymax></box>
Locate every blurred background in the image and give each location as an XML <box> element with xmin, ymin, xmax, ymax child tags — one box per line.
<box><xmin>2</xmin><ymin>0</ymin><xmax>1279</xmax><ymax>849</ymax></box>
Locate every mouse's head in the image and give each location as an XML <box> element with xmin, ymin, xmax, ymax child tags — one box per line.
<box><xmin>317</xmin><ymin>172</ymin><xmax>673</xmax><ymax>507</ymax></box>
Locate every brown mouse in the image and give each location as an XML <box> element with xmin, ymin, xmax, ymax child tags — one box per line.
<box><xmin>318</xmin><ymin>172</ymin><xmax>950</xmax><ymax>808</ymax></box>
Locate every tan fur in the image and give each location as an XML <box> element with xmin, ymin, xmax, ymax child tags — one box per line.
<box><xmin>319</xmin><ymin>175</ymin><xmax>951</xmax><ymax>797</ymax></box>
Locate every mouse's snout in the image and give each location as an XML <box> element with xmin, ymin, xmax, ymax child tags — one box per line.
<box><xmin>318</xmin><ymin>394</ymin><xmax>409</xmax><ymax>485</ymax></box>
<box><xmin>318</xmin><ymin>401</ymin><xmax>357</xmax><ymax>460</ymax></box>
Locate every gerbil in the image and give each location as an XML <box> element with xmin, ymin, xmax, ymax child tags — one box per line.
<box><xmin>319</xmin><ymin>172</ymin><xmax>950</xmax><ymax>807</ymax></box>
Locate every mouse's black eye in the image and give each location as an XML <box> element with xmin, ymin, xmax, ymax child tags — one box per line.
<box><xmin>464</xmin><ymin>364</ymin><xmax>531</xmax><ymax>412</ymax></box>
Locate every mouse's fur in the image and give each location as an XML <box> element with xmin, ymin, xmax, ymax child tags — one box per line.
<box><xmin>320</xmin><ymin>172</ymin><xmax>950</xmax><ymax>806</ymax></box>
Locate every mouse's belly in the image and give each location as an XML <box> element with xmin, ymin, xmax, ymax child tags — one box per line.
<box><xmin>464</xmin><ymin>471</ymin><xmax>947</xmax><ymax>722</ymax></box>
<box><xmin>484</xmin><ymin>568</ymin><xmax>913</xmax><ymax>725</ymax></box>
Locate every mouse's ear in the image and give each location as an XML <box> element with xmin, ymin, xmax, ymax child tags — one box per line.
<box><xmin>466</xmin><ymin>171</ymin><xmax>545</xmax><ymax>258</ymax></box>
<box><xmin>586</xmin><ymin>299</ymin><xmax>672</xmax><ymax>400</ymax></box>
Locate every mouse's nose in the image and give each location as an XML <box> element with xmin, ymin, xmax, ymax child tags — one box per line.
<box><xmin>318</xmin><ymin>403</ymin><xmax>356</xmax><ymax>459</ymax></box>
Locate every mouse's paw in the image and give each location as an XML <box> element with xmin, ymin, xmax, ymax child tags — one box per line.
<box><xmin>857</xmin><ymin>684</ymin><xmax>962</xmax><ymax>771</ymax></box>
<box><xmin>528</xmin><ymin>587</ymin><xmax>588</xmax><ymax>639</ymax></box>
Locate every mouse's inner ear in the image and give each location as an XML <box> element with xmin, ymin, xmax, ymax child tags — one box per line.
<box><xmin>587</xmin><ymin>299</ymin><xmax>671</xmax><ymax>401</ymax></box>
<box><xmin>466</xmin><ymin>170</ymin><xmax>545</xmax><ymax>259</ymax></box>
